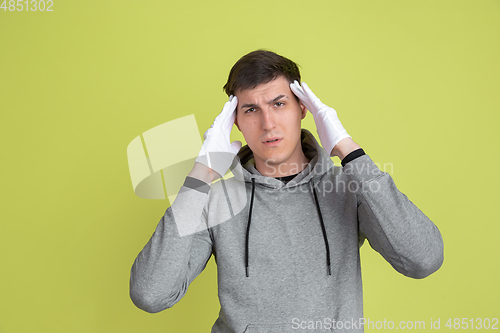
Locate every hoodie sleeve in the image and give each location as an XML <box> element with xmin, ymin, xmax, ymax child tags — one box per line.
<box><xmin>342</xmin><ymin>154</ymin><xmax>444</xmax><ymax>279</ymax></box>
<box><xmin>129</xmin><ymin>180</ymin><xmax>213</xmax><ymax>313</ymax></box>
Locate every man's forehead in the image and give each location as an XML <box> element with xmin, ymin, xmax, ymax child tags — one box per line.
<box><xmin>236</xmin><ymin>78</ymin><xmax>292</xmax><ymax>102</ymax></box>
<box><xmin>238</xmin><ymin>94</ymin><xmax>289</xmax><ymax>108</ymax></box>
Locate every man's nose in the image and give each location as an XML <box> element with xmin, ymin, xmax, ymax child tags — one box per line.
<box><xmin>261</xmin><ymin>108</ymin><xmax>276</xmax><ymax>130</ymax></box>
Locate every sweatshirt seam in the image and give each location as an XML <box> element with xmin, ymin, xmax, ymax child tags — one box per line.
<box><xmin>220</xmin><ymin>179</ymin><xmax>235</xmax><ymax>217</ymax></box>
<box><xmin>363</xmin><ymin>172</ymin><xmax>386</xmax><ymax>184</ymax></box>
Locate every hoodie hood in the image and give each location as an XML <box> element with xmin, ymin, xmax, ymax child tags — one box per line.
<box><xmin>232</xmin><ymin>128</ymin><xmax>335</xmax><ymax>277</ymax></box>
<box><xmin>235</xmin><ymin>128</ymin><xmax>334</xmax><ymax>189</ymax></box>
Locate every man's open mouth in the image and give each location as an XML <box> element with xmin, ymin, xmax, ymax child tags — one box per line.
<box><xmin>263</xmin><ymin>138</ymin><xmax>282</xmax><ymax>145</ymax></box>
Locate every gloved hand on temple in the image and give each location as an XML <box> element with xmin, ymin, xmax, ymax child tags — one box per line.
<box><xmin>290</xmin><ymin>80</ymin><xmax>351</xmax><ymax>156</ymax></box>
<box><xmin>195</xmin><ymin>95</ymin><xmax>242</xmax><ymax>180</ymax></box>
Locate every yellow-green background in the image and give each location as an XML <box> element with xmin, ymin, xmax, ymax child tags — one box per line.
<box><xmin>1</xmin><ymin>0</ymin><xmax>498</xmax><ymax>332</ymax></box>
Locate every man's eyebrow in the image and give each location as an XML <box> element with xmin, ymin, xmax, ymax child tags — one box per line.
<box><xmin>240</xmin><ymin>94</ymin><xmax>288</xmax><ymax>109</ymax></box>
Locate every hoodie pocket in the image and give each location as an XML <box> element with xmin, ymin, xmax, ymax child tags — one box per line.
<box><xmin>243</xmin><ymin>323</ymin><xmax>294</xmax><ymax>333</ymax></box>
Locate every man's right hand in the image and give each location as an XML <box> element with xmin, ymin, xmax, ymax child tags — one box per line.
<box><xmin>194</xmin><ymin>95</ymin><xmax>242</xmax><ymax>182</ymax></box>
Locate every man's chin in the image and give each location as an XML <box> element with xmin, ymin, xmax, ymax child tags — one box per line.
<box><xmin>259</xmin><ymin>151</ymin><xmax>286</xmax><ymax>164</ymax></box>
<box><xmin>262</xmin><ymin>158</ymin><xmax>284</xmax><ymax>166</ymax></box>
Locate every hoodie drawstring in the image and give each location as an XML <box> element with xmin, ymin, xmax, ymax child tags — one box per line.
<box><xmin>311</xmin><ymin>181</ymin><xmax>332</xmax><ymax>275</ymax></box>
<box><xmin>245</xmin><ymin>178</ymin><xmax>256</xmax><ymax>277</ymax></box>
<box><xmin>244</xmin><ymin>178</ymin><xmax>332</xmax><ymax>277</ymax></box>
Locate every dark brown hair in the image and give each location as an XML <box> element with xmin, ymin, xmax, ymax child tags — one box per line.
<box><xmin>223</xmin><ymin>49</ymin><xmax>301</xmax><ymax>97</ymax></box>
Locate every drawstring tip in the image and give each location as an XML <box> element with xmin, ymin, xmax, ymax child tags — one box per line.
<box><xmin>246</xmin><ymin>267</ymin><xmax>249</xmax><ymax>277</ymax></box>
<box><xmin>327</xmin><ymin>265</ymin><xmax>331</xmax><ymax>276</ymax></box>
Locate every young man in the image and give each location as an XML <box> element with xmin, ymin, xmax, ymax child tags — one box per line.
<box><xmin>130</xmin><ymin>50</ymin><xmax>444</xmax><ymax>333</ymax></box>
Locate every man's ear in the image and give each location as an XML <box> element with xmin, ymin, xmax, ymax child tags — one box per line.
<box><xmin>300</xmin><ymin>102</ymin><xmax>307</xmax><ymax>120</ymax></box>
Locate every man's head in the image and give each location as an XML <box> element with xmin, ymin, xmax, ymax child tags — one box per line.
<box><xmin>223</xmin><ymin>49</ymin><xmax>301</xmax><ymax>99</ymax></box>
<box><xmin>223</xmin><ymin>50</ymin><xmax>309</xmax><ymax>177</ymax></box>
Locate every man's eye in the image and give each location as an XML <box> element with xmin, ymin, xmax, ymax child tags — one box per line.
<box><xmin>245</xmin><ymin>108</ymin><xmax>256</xmax><ymax>113</ymax></box>
<box><xmin>275</xmin><ymin>102</ymin><xmax>284</xmax><ymax>107</ymax></box>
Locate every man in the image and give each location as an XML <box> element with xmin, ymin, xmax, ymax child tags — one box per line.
<box><xmin>130</xmin><ymin>50</ymin><xmax>444</xmax><ymax>333</ymax></box>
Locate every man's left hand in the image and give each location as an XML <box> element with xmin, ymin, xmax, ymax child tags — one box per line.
<box><xmin>290</xmin><ymin>80</ymin><xmax>359</xmax><ymax>159</ymax></box>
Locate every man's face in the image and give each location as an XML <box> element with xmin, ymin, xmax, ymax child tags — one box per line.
<box><xmin>234</xmin><ymin>76</ymin><xmax>307</xmax><ymax>172</ymax></box>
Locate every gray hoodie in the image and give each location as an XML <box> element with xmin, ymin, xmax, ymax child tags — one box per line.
<box><xmin>130</xmin><ymin>129</ymin><xmax>444</xmax><ymax>333</ymax></box>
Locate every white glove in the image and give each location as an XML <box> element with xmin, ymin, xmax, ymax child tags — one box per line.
<box><xmin>290</xmin><ymin>80</ymin><xmax>351</xmax><ymax>156</ymax></box>
<box><xmin>195</xmin><ymin>95</ymin><xmax>242</xmax><ymax>178</ymax></box>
